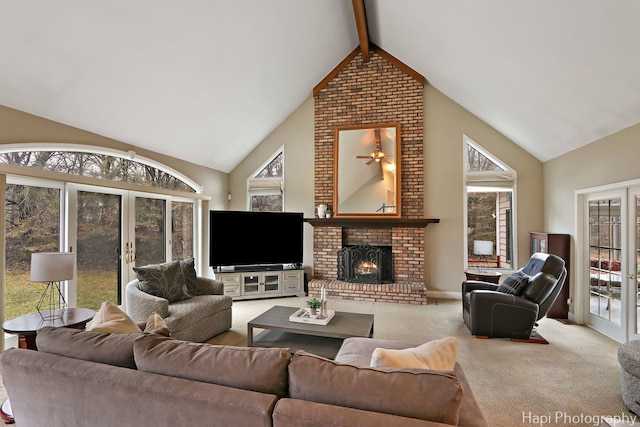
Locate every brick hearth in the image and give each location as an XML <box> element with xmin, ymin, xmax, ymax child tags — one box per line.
<box><xmin>308</xmin><ymin>279</ymin><xmax>427</xmax><ymax>305</ymax></box>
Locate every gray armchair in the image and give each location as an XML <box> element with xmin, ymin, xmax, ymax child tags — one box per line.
<box><xmin>126</xmin><ymin>276</ymin><xmax>232</xmax><ymax>342</ymax></box>
<box><xmin>462</xmin><ymin>253</ymin><xmax>567</xmax><ymax>339</ymax></box>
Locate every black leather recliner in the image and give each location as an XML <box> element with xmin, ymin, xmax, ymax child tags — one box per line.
<box><xmin>462</xmin><ymin>252</ymin><xmax>567</xmax><ymax>339</ymax></box>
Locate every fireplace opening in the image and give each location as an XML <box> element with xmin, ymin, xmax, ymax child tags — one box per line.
<box><xmin>337</xmin><ymin>244</ymin><xmax>393</xmax><ymax>284</ymax></box>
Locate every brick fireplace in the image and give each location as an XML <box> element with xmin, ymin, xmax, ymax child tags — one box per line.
<box><xmin>308</xmin><ymin>47</ymin><xmax>438</xmax><ymax>305</ymax></box>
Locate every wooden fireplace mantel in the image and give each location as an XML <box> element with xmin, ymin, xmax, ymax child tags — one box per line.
<box><xmin>304</xmin><ymin>217</ymin><xmax>439</xmax><ymax>228</ymax></box>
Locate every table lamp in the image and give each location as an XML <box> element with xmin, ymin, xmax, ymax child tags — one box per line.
<box><xmin>30</xmin><ymin>252</ymin><xmax>76</xmax><ymax>320</ymax></box>
<box><xmin>473</xmin><ymin>240</ymin><xmax>493</xmax><ymax>271</ymax></box>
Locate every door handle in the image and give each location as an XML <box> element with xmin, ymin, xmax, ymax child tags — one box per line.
<box><xmin>628</xmin><ymin>273</ymin><xmax>636</xmax><ymax>280</ymax></box>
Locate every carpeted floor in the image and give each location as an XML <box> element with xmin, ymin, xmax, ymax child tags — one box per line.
<box><xmin>0</xmin><ymin>297</ymin><xmax>631</xmax><ymax>426</ymax></box>
<box><xmin>208</xmin><ymin>296</ymin><xmax>630</xmax><ymax>427</ymax></box>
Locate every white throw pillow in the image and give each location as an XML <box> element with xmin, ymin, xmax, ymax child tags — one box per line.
<box><xmin>370</xmin><ymin>337</ymin><xmax>458</xmax><ymax>371</ymax></box>
<box><xmin>87</xmin><ymin>301</ymin><xmax>142</xmax><ymax>333</ymax></box>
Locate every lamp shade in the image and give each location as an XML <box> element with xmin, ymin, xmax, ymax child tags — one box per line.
<box><xmin>30</xmin><ymin>252</ymin><xmax>76</xmax><ymax>282</ymax></box>
<box><xmin>473</xmin><ymin>240</ymin><xmax>493</xmax><ymax>256</ymax></box>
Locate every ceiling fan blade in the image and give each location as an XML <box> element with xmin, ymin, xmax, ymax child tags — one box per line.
<box><xmin>366</xmin><ymin>158</ymin><xmax>376</xmax><ymax>165</ymax></box>
<box><xmin>356</xmin><ymin>155</ymin><xmax>371</xmax><ymax>159</ymax></box>
<box><xmin>378</xmin><ymin>161</ymin><xmax>384</xmax><ymax>179</ymax></box>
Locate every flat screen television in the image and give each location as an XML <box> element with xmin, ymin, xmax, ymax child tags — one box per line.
<box><xmin>209</xmin><ymin>210</ymin><xmax>304</xmax><ymax>270</ymax></box>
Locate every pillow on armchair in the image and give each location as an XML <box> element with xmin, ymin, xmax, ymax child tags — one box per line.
<box><xmin>496</xmin><ymin>271</ymin><xmax>532</xmax><ymax>296</ymax></box>
<box><xmin>133</xmin><ymin>260</ymin><xmax>191</xmax><ymax>302</ymax></box>
<box><xmin>180</xmin><ymin>258</ymin><xmax>200</xmax><ymax>296</ymax></box>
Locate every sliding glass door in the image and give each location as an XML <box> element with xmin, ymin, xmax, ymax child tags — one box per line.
<box><xmin>132</xmin><ymin>196</ymin><xmax>167</xmax><ymax>268</ymax></box>
<box><xmin>75</xmin><ymin>190</ymin><xmax>122</xmax><ymax>309</ymax></box>
<box><xmin>4</xmin><ymin>178</ymin><xmax>62</xmax><ymax>320</ymax></box>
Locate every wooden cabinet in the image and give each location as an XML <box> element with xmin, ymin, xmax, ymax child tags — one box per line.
<box><xmin>530</xmin><ymin>232</ymin><xmax>570</xmax><ymax>319</ymax></box>
<box><xmin>215</xmin><ymin>269</ymin><xmax>305</xmax><ymax>300</ymax></box>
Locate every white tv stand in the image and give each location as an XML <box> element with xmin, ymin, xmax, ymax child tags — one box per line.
<box><xmin>214</xmin><ymin>268</ymin><xmax>305</xmax><ymax>300</ymax></box>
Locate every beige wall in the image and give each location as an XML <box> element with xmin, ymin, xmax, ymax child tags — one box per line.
<box><xmin>0</xmin><ymin>105</ymin><xmax>229</xmax><ymax>276</ymax></box>
<box><xmin>230</xmin><ymin>87</ymin><xmax>545</xmax><ymax>296</ymax></box>
<box><xmin>0</xmin><ymin>105</ymin><xmax>229</xmax><ymax>202</ymax></box>
<box><xmin>544</xmin><ymin>122</ymin><xmax>640</xmax><ymax>316</ymax></box>
<box><xmin>424</xmin><ymin>86</ymin><xmax>543</xmax><ymax>295</ymax></box>
<box><xmin>228</xmin><ymin>96</ymin><xmax>315</xmax><ymax>271</ymax></box>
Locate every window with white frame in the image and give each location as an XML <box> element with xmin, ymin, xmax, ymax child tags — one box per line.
<box><xmin>1</xmin><ymin>145</ymin><xmax>203</xmax><ymax>327</ymax></box>
<box><xmin>464</xmin><ymin>136</ymin><xmax>516</xmax><ymax>270</ymax></box>
<box><xmin>247</xmin><ymin>149</ymin><xmax>283</xmax><ymax>212</ymax></box>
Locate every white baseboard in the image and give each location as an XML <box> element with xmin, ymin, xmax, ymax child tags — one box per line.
<box><xmin>427</xmin><ymin>290</ymin><xmax>461</xmax><ymax>300</ymax></box>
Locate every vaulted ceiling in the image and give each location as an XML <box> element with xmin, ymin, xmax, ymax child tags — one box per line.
<box><xmin>1</xmin><ymin>1</ymin><xmax>639</xmax><ymax>173</ymax></box>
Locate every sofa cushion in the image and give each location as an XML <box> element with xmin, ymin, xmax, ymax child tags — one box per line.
<box><xmin>133</xmin><ymin>260</ymin><xmax>191</xmax><ymax>302</ymax></box>
<box><xmin>370</xmin><ymin>336</ymin><xmax>458</xmax><ymax>371</ymax></box>
<box><xmin>335</xmin><ymin>337</ymin><xmax>416</xmax><ymax>366</ymax></box>
<box><xmin>36</xmin><ymin>326</ymin><xmax>144</xmax><ymax>369</ymax></box>
<box><xmin>88</xmin><ymin>301</ymin><xmax>142</xmax><ymax>333</ymax></box>
<box><xmin>521</xmin><ymin>272</ymin><xmax>557</xmax><ymax>304</ymax></box>
<box><xmin>288</xmin><ymin>350</ymin><xmax>463</xmax><ymax>425</ymax></box>
<box><xmin>273</xmin><ymin>398</ymin><xmax>441</xmax><ymax>427</ymax></box>
<box><xmin>180</xmin><ymin>258</ymin><xmax>200</xmax><ymax>296</ymax></box>
<box><xmin>161</xmin><ymin>294</ymin><xmax>232</xmax><ymax>332</ymax></box>
<box><xmin>133</xmin><ymin>334</ymin><xmax>291</xmax><ymax>397</ymax></box>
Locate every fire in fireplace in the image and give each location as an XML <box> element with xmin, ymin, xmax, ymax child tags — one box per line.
<box><xmin>337</xmin><ymin>244</ymin><xmax>393</xmax><ymax>284</ymax></box>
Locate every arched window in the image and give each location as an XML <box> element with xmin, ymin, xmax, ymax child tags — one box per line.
<box><xmin>0</xmin><ymin>144</ymin><xmax>202</xmax><ymax>193</ymax></box>
<box><xmin>1</xmin><ymin>144</ymin><xmax>204</xmax><ymax>334</ymax></box>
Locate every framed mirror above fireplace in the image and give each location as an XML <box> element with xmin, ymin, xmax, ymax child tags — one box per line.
<box><xmin>333</xmin><ymin>123</ymin><xmax>401</xmax><ymax>218</ymax></box>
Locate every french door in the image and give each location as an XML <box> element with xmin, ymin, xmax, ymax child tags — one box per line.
<box><xmin>67</xmin><ymin>185</ymin><xmax>195</xmax><ymax>309</ymax></box>
<box><xmin>583</xmin><ymin>186</ymin><xmax>640</xmax><ymax>342</ymax></box>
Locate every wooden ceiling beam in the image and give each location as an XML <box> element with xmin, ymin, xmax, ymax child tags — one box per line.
<box><xmin>352</xmin><ymin>0</ymin><xmax>370</xmax><ymax>62</ymax></box>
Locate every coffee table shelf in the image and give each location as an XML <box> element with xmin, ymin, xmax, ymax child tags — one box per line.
<box><xmin>247</xmin><ymin>305</ymin><xmax>374</xmax><ymax>359</ymax></box>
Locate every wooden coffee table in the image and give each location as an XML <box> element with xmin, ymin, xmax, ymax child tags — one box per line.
<box><xmin>247</xmin><ymin>305</ymin><xmax>374</xmax><ymax>359</ymax></box>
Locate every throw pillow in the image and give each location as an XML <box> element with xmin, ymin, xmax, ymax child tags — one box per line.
<box><xmin>87</xmin><ymin>301</ymin><xmax>142</xmax><ymax>333</ymax></box>
<box><xmin>370</xmin><ymin>336</ymin><xmax>458</xmax><ymax>371</ymax></box>
<box><xmin>133</xmin><ymin>259</ymin><xmax>191</xmax><ymax>303</ymax></box>
<box><xmin>144</xmin><ymin>312</ymin><xmax>170</xmax><ymax>337</ymax></box>
<box><xmin>496</xmin><ymin>271</ymin><xmax>530</xmax><ymax>295</ymax></box>
<box><xmin>180</xmin><ymin>257</ymin><xmax>200</xmax><ymax>295</ymax></box>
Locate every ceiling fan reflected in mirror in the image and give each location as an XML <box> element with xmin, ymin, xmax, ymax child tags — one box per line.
<box><xmin>356</xmin><ymin>129</ymin><xmax>393</xmax><ymax>165</ymax></box>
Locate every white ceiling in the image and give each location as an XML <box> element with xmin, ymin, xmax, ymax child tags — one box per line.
<box><xmin>1</xmin><ymin>1</ymin><xmax>639</xmax><ymax>173</ymax></box>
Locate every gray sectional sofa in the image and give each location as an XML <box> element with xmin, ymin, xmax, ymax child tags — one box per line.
<box><xmin>0</xmin><ymin>327</ymin><xmax>488</xmax><ymax>427</ymax></box>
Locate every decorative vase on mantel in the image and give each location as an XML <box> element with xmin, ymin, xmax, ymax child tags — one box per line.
<box><xmin>317</xmin><ymin>204</ymin><xmax>327</xmax><ymax>218</ymax></box>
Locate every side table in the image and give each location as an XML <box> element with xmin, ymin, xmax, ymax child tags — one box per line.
<box><xmin>1</xmin><ymin>307</ymin><xmax>95</xmax><ymax>424</ymax></box>
<box><xmin>2</xmin><ymin>307</ymin><xmax>95</xmax><ymax>351</ymax></box>
<box><xmin>464</xmin><ymin>270</ymin><xmax>503</xmax><ymax>284</ymax></box>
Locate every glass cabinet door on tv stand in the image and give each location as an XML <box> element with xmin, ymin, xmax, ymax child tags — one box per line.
<box><xmin>241</xmin><ymin>272</ymin><xmax>281</xmax><ymax>296</ymax></box>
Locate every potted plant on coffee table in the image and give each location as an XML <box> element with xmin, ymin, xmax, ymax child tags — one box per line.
<box><xmin>306</xmin><ymin>298</ymin><xmax>322</xmax><ymax>316</ymax></box>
